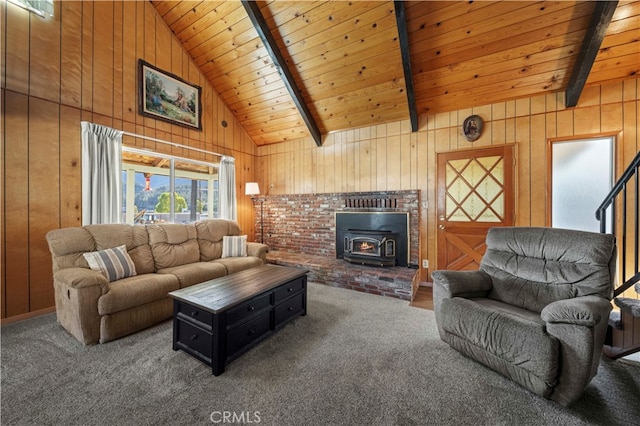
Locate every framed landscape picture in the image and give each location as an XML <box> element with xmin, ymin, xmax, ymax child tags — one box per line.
<box><xmin>138</xmin><ymin>59</ymin><xmax>202</xmax><ymax>130</ymax></box>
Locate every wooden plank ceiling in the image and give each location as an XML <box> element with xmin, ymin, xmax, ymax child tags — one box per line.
<box><xmin>153</xmin><ymin>1</ymin><xmax>640</xmax><ymax>146</ymax></box>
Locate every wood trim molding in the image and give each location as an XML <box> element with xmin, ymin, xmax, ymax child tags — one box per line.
<box><xmin>1</xmin><ymin>306</ymin><xmax>55</xmax><ymax>325</ymax></box>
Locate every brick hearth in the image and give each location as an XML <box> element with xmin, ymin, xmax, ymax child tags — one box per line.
<box><xmin>267</xmin><ymin>251</ymin><xmax>418</xmax><ymax>301</ymax></box>
<box><xmin>253</xmin><ymin>190</ymin><xmax>421</xmax><ymax>300</ymax></box>
<box><xmin>254</xmin><ymin>190</ymin><xmax>420</xmax><ymax>262</ymax></box>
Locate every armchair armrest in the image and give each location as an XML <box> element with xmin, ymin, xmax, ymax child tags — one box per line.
<box><xmin>541</xmin><ymin>296</ymin><xmax>611</xmax><ymax>327</ymax></box>
<box><xmin>431</xmin><ymin>270</ymin><xmax>492</xmax><ymax>298</ymax></box>
<box><xmin>431</xmin><ymin>270</ymin><xmax>493</xmax><ymax>341</ymax></box>
<box><xmin>540</xmin><ymin>295</ymin><xmax>613</xmax><ymax>405</ymax></box>
<box><xmin>247</xmin><ymin>242</ymin><xmax>268</xmax><ymax>263</ymax></box>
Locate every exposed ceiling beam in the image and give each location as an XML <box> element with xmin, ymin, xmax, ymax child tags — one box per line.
<box><xmin>394</xmin><ymin>0</ymin><xmax>418</xmax><ymax>132</ymax></box>
<box><xmin>565</xmin><ymin>1</ymin><xmax>618</xmax><ymax>108</ymax></box>
<box><xmin>241</xmin><ymin>0</ymin><xmax>323</xmax><ymax>147</ymax></box>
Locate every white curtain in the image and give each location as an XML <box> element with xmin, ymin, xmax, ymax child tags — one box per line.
<box><xmin>219</xmin><ymin>156</ymin><xmax>237</xmax><ymax>221</ymax></box>
<box><xmin>81</xmin><ymin>122</ymin><xmax>123</xmax><ymax>225</ymax></box>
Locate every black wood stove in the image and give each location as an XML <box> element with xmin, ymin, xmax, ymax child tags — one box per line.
<box><xmin>335</xmin><ymin>212</ymin><xmax>409</xmax><ymax>268</ymax></box>
<box><xmin>343</xmin><ymin>229</ymin><xmax>398</xmax><ymax>267</ymax></box>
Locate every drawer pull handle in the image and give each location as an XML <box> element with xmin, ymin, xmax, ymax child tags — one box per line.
<box><xmin>248</xmin><ymin>306</ymin><xmax>255</xmax><ymax>311</ymax></box>
<box><xmin>288</xmin><ymin>307</ymin><xmax>294</xmax><ymax>312</ymax></box>
<box><xmin>190</xmin><ymin>311</ymin><xmax>198</xmax><ymax>317</ymax></box>
<box><xmin>190</xmin><ymin>334</ymin><xmax>198</xmax><ymax>341</ymax></box>
<box><xmin>288</xmin><ymin>288</ymin><xmax>294</xmax><ymax>292</ymax></box>
<box><xmin>248</xmin><ymin>329</ymin><xmax>256</xmax><ymax>336</ymax></box>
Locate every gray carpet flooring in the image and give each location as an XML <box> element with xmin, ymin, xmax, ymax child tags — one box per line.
<box><xmin>1</xmin><ymin>283</ymin><xmax>639</xmax><ymax>426</ymax></box>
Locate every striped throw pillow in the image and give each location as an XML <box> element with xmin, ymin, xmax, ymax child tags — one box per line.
<box><xmin>83</xmin><ymin>245</ymin><xmax>137</xmax><ymax>282</ymax></box>
<box><xmin>221</xmin><ymin>235</ymin><xmax>247</xmax><ymax>258</ymax></box>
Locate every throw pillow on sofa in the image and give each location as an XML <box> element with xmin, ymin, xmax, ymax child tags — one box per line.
<box><xmin>221</xmin><ymin>235</ymin><xmax>247</xmax><ymax>258</ymax></box>
<box><xmin>83</xmin><ymin>245</ymin><xmax>137</xmax><ymax>282</ymax></box>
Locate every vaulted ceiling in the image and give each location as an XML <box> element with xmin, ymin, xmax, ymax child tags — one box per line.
<box><xmin>152</xmin><ymin>1</ymin><xmax>640</xmax><ymax>146</ymax></box>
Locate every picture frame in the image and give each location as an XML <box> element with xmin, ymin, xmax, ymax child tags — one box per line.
<box><xmin>462</xmin><ymin>115</ymin><xmax>483</xmax><ymax>142</ymax></box>
<box><xmin>138</xmin><ymin>59</ymin><xmax>202</xmax><ymax>130</ymax></box>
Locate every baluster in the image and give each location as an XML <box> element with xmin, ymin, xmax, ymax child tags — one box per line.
<box><xmin>634</xmin><ymin>171</ymin><xmax>640</xmax><ymax>274</ymax></box>
<box><xmin>622</xmin><ymin>184</ymin><xmax>627</xmax><ymax>283</ymax></box>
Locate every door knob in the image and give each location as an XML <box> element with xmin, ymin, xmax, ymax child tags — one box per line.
<box><xmin>439</xmin><ymin>215</ymin><xmax>445</xmax><ymax>221</ymax></box>
<box><xmin>438</xmin><ymin>225</ymin><xmax>445</xmax><ymax>230</ymax></box>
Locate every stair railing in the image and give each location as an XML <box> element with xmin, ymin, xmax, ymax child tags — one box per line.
<box><xmin>596</xmin><ymin>151</ymin><xmax>640</xmax><ymax>297</ymax></box>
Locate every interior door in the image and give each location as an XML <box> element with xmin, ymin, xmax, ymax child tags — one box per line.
<box><xmin>436</xmin><ymin>145</ymin><xmax>515</xmax><ymax>270</ymax></box>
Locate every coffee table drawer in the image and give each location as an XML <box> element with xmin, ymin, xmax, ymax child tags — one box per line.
<box><xmin>226</xmin><ymin>292</ymin><xmax>271</xmax><ymax>327</ymax></box>
<box><xmin>275</xmin><ymin>292</ymin><xmax>305</xmax><ymax>326</ymax></box>
<box><xmin>226</xmin><ymin>310</ymin><xmax>271</xmax><ymax>357</ymax></box>
<box><xmin>176</xmin><ymin>319</ymin><xmax>213</xmax><ymax>360</ymax></box>
<box><xmin>274</xmin><ymin>277</ymin><xmax>305</xmax><ymax>303</ymax></box>
<box><xmin>176</xmin><ymin>301</ymin><xmax>213</xmax><ymax>330</ymax></box>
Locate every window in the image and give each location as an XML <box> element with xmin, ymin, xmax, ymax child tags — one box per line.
<box><xmin>122</xmin><ymin>147</ymin><xmax>219</xmax><ymax>224</ymax></box>
<box><xmin>7</xmin><ymin>0</ymin><xmax>53</xmax><ymax>18</ymax></box>
<box><xmin>550</xmin><ymin>137</ymin><xmax>614</xmax><ymax>232</ymax></box>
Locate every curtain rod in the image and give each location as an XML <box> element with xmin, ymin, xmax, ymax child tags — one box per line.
<box><xmin>120</xmin><ymin>130</ymin><xmax>228</xmax><ymax>159</ymax></box>
<box><xmin>84</xmin><ymin>122</ymin><xmax>232</xmax><ymax>159</ymax></box>
<box><xmin>80</xmin><ymin>119</ymin><xmax>227</xmax><ymax>159</ymax></box>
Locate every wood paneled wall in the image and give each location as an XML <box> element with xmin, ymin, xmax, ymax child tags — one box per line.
<box><xmin>2</xmin><ymin>1</ymin><xmax>638</xmax><ymax>320</ymax></box>
<box><xmin>257</xmin><ymin>79</ymin><xmax>640</xmax><ymax>282</ymax></box>
<box><xmin>1</xmin><ymin>1</ymin><xmax>258</xmax><ymax>320</ymax></box>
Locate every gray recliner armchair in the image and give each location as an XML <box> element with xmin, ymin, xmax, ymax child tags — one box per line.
<box><xmin>431</xmin><ymin>227</ymin><xmax>616</xmax><ymax>406</ymax></box>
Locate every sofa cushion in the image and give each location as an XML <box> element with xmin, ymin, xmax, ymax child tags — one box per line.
<box><xmin>214</xmin><ymin>256</ymin><xmax>264</xmax><ymax>275</ymax></box>
<box><xmin>147</xmin><ymin>223</ymin><xmax>199</xmax><ymax>269</ymax></box>
<box><xmin>440</xmin><ymin>297</ymin><xmax>559</xmax><ymax>392</ymax></box>
<box><xmin>158</xmin><ymin>262</ymin><xmax>228</xmax><ymax>288</ymax></box>
<box><xmin>83</xmin><ymin>245</ymin><xmax>137</xmax><ymax>282</ymax></box>
<box><xmin>98</xmin><ymin>273</ymin><xmax>179</xmax><ymax>315</ymax></box>
<box><xmin>196</xmin><ymin>219</ymin><xmax>241</xmax><ymax>261</ymax></box>
<box><xmin>46</xmin><ymin>227</ymin><xmax>96</xmax><ymax>272</ymax></box>
<box><xmin>85</xmin><ymin>224</ymin><xmax>156</xmax><ymax>275</ymax></box>
<box><xmin>222</xmin><ymin>235</ymin><xmax>247</xmax><ymax>258</ymax></box>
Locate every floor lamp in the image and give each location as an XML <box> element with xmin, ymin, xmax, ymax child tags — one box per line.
<box><xmin>245</xmin><ymin>182</ymin><xmax>263</xmax><ymax>243</ymax></box>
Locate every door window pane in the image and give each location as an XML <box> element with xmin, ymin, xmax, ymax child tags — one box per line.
<box><xmin>445</xmin><ymin>156</ymin><xmax>505</xmax><ymax>222</ymax></box>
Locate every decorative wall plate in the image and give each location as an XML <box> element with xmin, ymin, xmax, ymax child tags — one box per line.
<box><xmin>463</xmin><ymin>115</ymin><xmax>483</xmax><ymax>142</ymax></box>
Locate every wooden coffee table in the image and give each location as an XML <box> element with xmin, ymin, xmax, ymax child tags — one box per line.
<box><xmin>168</xmin><ymin>264</ymin><xmax>308</xmax><ymax>375</ymax></box>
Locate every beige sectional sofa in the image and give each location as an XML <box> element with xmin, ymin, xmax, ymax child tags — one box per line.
<box><xmin>46</xmin><ymin>219</ymin><xmax>267</xmax><ymax>345</ymax></box>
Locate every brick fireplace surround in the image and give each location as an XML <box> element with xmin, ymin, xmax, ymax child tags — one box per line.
<box><xmin>251</xmin><ymin>191</ymin><xmax>420</xmax><ymax>300</ymax></box>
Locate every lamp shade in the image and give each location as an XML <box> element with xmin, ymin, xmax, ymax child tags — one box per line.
<box><xmin>245</xmin><ymin>182</ymin><xmax>260</xmax><ymax>196</ymax></box>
